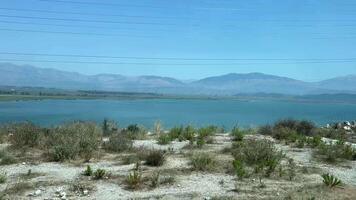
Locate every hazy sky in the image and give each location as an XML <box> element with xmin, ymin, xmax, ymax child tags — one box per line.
<box><xmin>1</xmin><ymin>0</ymin><xmax>356</xmax><ymax>81</ymax></box>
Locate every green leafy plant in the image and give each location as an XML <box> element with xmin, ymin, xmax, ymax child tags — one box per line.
<box><xmin>93</xmin><ymin>169</ymin><xmax>106</xmax><ymax>180</ymax></box>
<box><xmin>126</xmin><ymin>170</ymin><xmax>142</xmax><ymax>190</ymax></box>
<box><xmin>231</xmin><ymin>127</ymin><xmax>244</xmax><ymax>142</ymax></box>
<box><xmin>322</xmin><ymin>173</ymin><xmax>342</xmax><ymax>188</ymax></box>
<box><xmin>83</xmin><ymin>165</ymin><xmax>93</xmax><ymax>176</ymax></box>
<box><xmin>232</xmin><ymin>159</ymin><xmax>246</xmax><ymax>180</ymax></box>
<box><xmin>0</xmin><ymin>172</ymin><xmax>6</xmax><ymax>184</ymax></box>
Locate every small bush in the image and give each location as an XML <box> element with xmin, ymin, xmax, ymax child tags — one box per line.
<box><xmin>102</xmin><ymin>118</ymin><xmax>118</xmax><ymax>136</ymax></box>
<box><xmin>83</xmin><ymin>165</ymin><xmax>93</xmax><ymax>176</ymax></box>
<box><xmin>123</xmin><ymin>124</ymin><xmax>146</xmax><ymax>140</ymax></box>
<box><xmin>144</xmin><ymin>150</ymin><xmax>165</xmax><ymax>166</ymax></box>
<box><xmin>103</xmin><ymin>133</ymin><xmax>133</xmax><ymax>153</ymax></box>
<box><xmin>0</xmin><ymin>151</ymin><xmax>17</xmax><ymax>165</ymax></box>
<box><xmin>0</xmin><ymin>173</ymin><xmax>6</xmax><ymax>184</ymax></box>
<box><xmin>45</xmin><ymin>122</ymin><xmax>101</xmax><ymax>162</ymax></box>
<box><xmin>230</xmin><ymin>127</ymin><xmax>245</xmax><ymax>141</ymax></box>
<box><xmin>190</xmin><ymin>153</ymin><xmax>216</xmax><ymax>171</ymax></box>
<box><xmin>126</xmin><ymin>170</ymin><xmax>142</xmax><ymax>190</ymax></box>
<box><xmin>157</xmin><ymin>134</ymin><xmax>172</xmax><ymax>145</ymax></box>
<box><xmin>231</xmin><ymin>139</ymin><xmax>284</xmax><ymax>176</ymax></box>
<box><xmin>322</xmin><ymin>173</ymin><xmax>342</xmax><ymax>188</ymax></box>
<box><xmin>287</xmin><ymin>158</ymin><xmax>296</xmax><ymax>181</ymax></box>
<box><xmin>232</xmin><ymin>159</ymin><xmax>246</xmax><ymax>180</ymax></box>
<box><xmin>258</xmin><ymin>125</ymin><xmax>273</xmax><ymax>136</ymax></box>
<box><xmin>93</xmin><ymin>169</ymin><xmax>106</xmax><ymax>180</ymax></box>
<box><xmin>182</xmin><ymin>125</ymin><xmax>195</xmax><ymax>143</ymax></box>
<box><xmin>314</xmin><ymin>142</ymin><xmax>356</xmax><ymax>163</ymax></box>
<box><xmin>168</xmin><ymin>126</ymin><xmax>184</xmax><ymax>140</ymax></box>
<box><xmin>7</xmin><ymin>122</ymin><xmax>43</xmax><ymax>148</ymax></box>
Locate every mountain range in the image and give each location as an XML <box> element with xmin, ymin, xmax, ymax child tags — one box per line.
<box><xmin>1</xmin><ymin>63</ymin><xmax>355</xmax><ymax>96</ymax></box>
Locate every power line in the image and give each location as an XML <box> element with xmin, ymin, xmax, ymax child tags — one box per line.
<box><xmin>0</xmin><ymin>7</ymin><xmax>186</xmax><ymax>20</ymax></box>
<box><xmin>0</xmin><ymin>28</ymin><xmax>156</xmax><ymax>38</ymax></box>
<box><xmin>0</xmin><ymin>20</ymin><xmax>172</xmax><ymax>32</ymax></box>
<box><xmin>38</xmin><ymin>0</ymin><xmax>175</xmax><ymax>9</ymax></box>
<box><xmin>0</xmin><ymin>14</ymin><xmax>178</xmax><ymax>26</ymax></box>
<box><xmin>0</xmin><ymin>52</ymin><xmax>355</xmax><ymax>61</ymax></box>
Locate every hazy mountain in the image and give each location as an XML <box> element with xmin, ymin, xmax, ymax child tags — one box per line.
<box><xmin>0</xmin><ymin>63</ymin><xmax>355</xmax><ymax>95</ymax></box>
<box><xmin>316</xmin><ymin>75</ymin><xmax>356</xmax><ymax>92</ymax></box>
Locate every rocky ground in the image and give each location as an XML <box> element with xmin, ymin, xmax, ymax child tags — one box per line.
<box><xmin>1</xmin><ymin>134</ymin><xmax>356</xmax><ymax>200</ymax></box>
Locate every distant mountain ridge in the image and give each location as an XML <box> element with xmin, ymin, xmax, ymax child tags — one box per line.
<box><xmin>0</xmin><ymin>63</ymin><xmax>355</xmax><ymax>95</ymax></box>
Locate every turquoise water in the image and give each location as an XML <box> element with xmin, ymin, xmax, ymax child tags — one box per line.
<box><xmin>0</xmin><ymin>99</ymin><xmax>356</xmax><ymax>129</ymax></box>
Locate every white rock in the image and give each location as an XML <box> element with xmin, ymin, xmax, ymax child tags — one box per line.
<box><xmin>83</xmin><ymin>190</ymin><xmax>89</xmax><ymax>195</ymax></box>
<box><xmin>34</xmin><ymin>189</ymin><xmax>42</xmax><ymax>196</ymax></box>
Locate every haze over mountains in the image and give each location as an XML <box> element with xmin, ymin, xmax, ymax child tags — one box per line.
<box><xmin>1</xmin><ymin>63</ymin><xmax>355</xmax><ymax>96</ymax></box>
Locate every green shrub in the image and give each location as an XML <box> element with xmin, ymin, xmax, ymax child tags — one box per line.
<box><xmin>230</xmin><ymin>127</ymin><xmax>245</xmax><ymax>141</ymax></box>
<box><xmin>93</xmin><ymin>169</ymin><xmax>106</xmax><ymax>180</ymax></box>
<box><xmin>182</xmin><ymin>125</ymin><xmax>195</xmax><ymax>143</ymax></box>
<box><xmin>0</xmin><ymin>173</ymin><xmax>6</xmax><ymax>184</ymax></box>
<box><xmin>322</xmin><ymin>173</ymin><xmax>342</xmax><ymax>188</ymax></box>
<box><xmin>232</xmin><ymin>159</ymin><xmax>246</xmax><ymax>180</ymax></box>
<box><xmin>102</xmin><ymin>118</ymin><xmax>118</xmax><ymax>136</ymax></box>
<box><xmin>123</xmin><ymin>124</ymin><xmax>146</xmax><ymax>140</ymax></box>
<box><xmin>7</xmin><ymin>122</ymin><xmax>43</xmax><ymax>148</ymax></box>
<box><xmin>157</xmin><ymin>134</ymin><xmax>172</xmax><ymax>145</ymax></box>
<box><xmin>168</xmin><ymin>126</ymin><xmax>184</xmax><ymax>140</ymax></box>
<box><xmin>258</xmin><ymin>125</ymin><xmax>273</xmax><ymax>136</ymax></box>
<box><xmin>314</xmin><ymin>142</ymin><xmax>356</xmax><ymax>163</ymax></box>
<box><xmin>296</xmin><ymin>120</ymin><xmax>315</xmax><ymax>136</ymax></box>
<box><xmin>306</xmin><ymin>136</ymin><xmax>322</xmax><ymax>148</ymax></box>
<box><xmin>83</xmin><ymin>165</ymin><xmax>93</xmax><ymax>176</ymax></box>
<box><xmin>103</xmin><ymin>133</ymin><xmax>133</xmax><ymax>153</ymax></box>
<box><xmin>190</xmin><ymin>153</ymin><xmax>216</xmax><ymax>171</ymax></box>
<box><xmin>126</xmin><ymin>170</ymin><xmax>142</xmax><ymax>190</ymax></box>
<box><xmin>0</xmin><ymin>151</ymin><xmax>17</xmax><ymax>165</ymax></box>
<box><xmin>144</xmin><ymin>150</ymin><xmax>165</xmax><ymax>166</ymax></box>
<box><xmin>231</xmin><ymin>139</ymin><xmax>284</xmax><ymax>176</ymax></box>
<box><xmin>45</xmin><ymin>122</ymin><xmax>101</xmax><ymax>162</ymax></box>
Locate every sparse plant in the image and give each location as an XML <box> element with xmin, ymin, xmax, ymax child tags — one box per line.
<box><xmin>183</xmin><ymin>125</ymin><xmax>195</xmax><ymax>144</ymax></box>
<box><xmin>157</xmin><ymin>134</ymin><xmax>172</xmax><ymax>145</ymax></box>
<box><xmin>93</xmin><ymin>169</ymin><xmax>106</xmax><ymax>180</ymax></box>
<box><xmin>144</xmin><ymin>150</ymin><xmax>165</xmax><ymax>166</ymax></box>
<box><xmin>231</xmin><ymin>139</ymin><xmax>284</xmax><ymax>176</ymax></box>
<box><xmin>150</xmin><ymin>171</ymin><xmax>160</xmax><ymax>188</ymax></box>
<box><xmin>287</xmin><ymin>158</ymin><xmax>296</xmax><ymax>181</ymax></box>
<box><xmin>0</xmin><ymin>172</ymin><xmax>6</xmax><ymax>184</ymax></box>
<box><xmin>45</xmin><ymin>122</ymin><xmax>101</xmax><ymax>162</ymax></box>
<box><xmin>0</xmin><ymin>151</ymin><xmax>17</xmax><ymax>165</ymax></box>
<box><xmin>83</xmin><ymin>165</ymin><xmax>93</xmax><ymax>176</ymax></box>
<box><xmin>122</xmin><ymin>154</ymin><xmax>140</xmax><ymax>165</ymax></box>
<box><xmin>103</xmin><ymin>133</ymin><xmax>133</xmax><ymax>153</ymax></box>
<box><xmin>123</xmin><ymin>124</ymin><xmax>147</xmax><ymax>140</ymax></box>
<box><xmin>126</xmin><ymin>170</ymin><xmax>142</xmax><ymax>190</ymax></box>
<box><xmin>168</xmin><ymin>126</ymin><xmax>184</xmax><ymax>140</ymax></box>
<box><xmin>102</xmin><ymin>118</ymin><xmax>118</xmax><ymax>136</ymax></box>
<box><xmin>7</xmin><ymin>122</ymin><xmax>43</xmax><ymax>148</ymax></box>
<box><xmin>322</xmin><ymin>173</ymin><xmax>342</xmax><ymax>188</ymax></box>
<box><xmin>190</xmin><ymin>153</ymin><xmax>216</xmax><ymax>171</ymax></box>
<box><xmin>314</xmin><ymin>141</ymin><xmax>356</xmax><ymax>163</ymax></box>
<box><xmin>231</xmin><ymin>126</ymin><xmax>244</xmax><ymax>141</ymax></box>
<box><xmin>232</xmin><ymin>159</ymin><xmax>246</xmax><ymax>180</ymax></box>
<box><xmin>154</xmin><ymin>121</ymin><xmax>162</xmax><ymax>135</ymax></box>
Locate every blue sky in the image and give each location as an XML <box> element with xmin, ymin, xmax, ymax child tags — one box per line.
<box><xmin>0</xmin><ymin>0</ymin><xmax>356</xmax><ymax>81</ymax></box>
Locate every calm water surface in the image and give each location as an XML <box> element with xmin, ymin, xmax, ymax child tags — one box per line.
<box><xmin>0</xmin><ymin>99</ymin><xmax>356</xmax><ymax>129</ymax></box>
